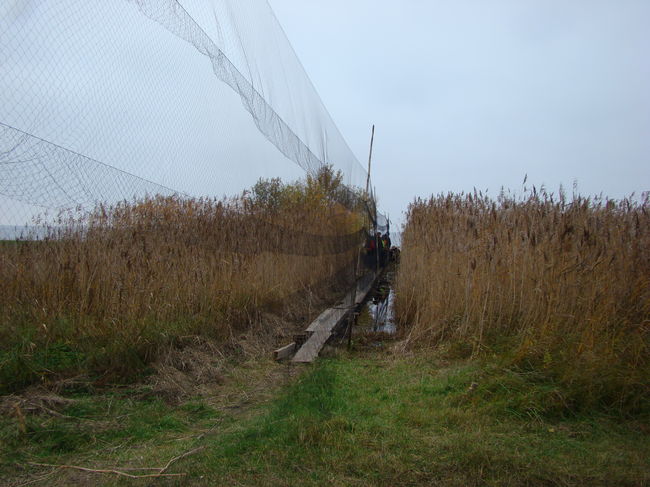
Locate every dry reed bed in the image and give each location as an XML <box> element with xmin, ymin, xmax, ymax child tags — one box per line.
<box><xmin>0</xmin><ymin>188</ymin><xmax>363</xmax><ymax>390</ymax></box>
<box><xmin>395</xmin><ymin>191</ymin><xmax>649</xmax><ymax>412</ymax></box>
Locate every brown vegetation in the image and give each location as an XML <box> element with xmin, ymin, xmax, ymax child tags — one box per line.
<box><xmin>0</xmin><ymin>169</ymin><xmax>365</xmax><ymax>391</ymax></box>
<box><xmin>395</xmin><ymin>189</ymin><xmax>649</xmax><ymax>413</ymax></box>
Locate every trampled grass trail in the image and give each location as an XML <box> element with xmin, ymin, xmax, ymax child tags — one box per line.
<box><xmin>3</xmin><ymin>348</ymin><xmax>648</xmax><ymax>486</ymax></box>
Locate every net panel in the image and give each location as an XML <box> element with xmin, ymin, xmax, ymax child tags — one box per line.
<box><xmin>0</xmin><ymin>0</ymin><xmax>383</xmax><ymax>237</ymax></box>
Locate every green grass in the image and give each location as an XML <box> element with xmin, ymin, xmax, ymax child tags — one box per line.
<box><xmin>0</xmin><ymin>339</ymin><xmax>88</xmax><ymax>394</ymax></box>
<box><xmin>2</xmin><ymin>353</ymin><xmax>648</xmax><ymax>486</ymax></box>
<box><xmin>0</xmin><ymin>318</ymin><xmax>203</xmax><ymax>394</ymax></box>
<box><xmin>1</xmin><ymin>389</ymin><xmax>220</xmax><ymax>470</ymax></box>
<box><xmin>184</xmin><ymin>355</ymin><xmax>649</xmax><ymax>486</ymax></box>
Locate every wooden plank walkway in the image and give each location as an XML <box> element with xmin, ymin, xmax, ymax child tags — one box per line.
<box><xmin>290</xmin><ymin>272</ymin><xmax>378</xmax><ymax>363</ymax></box>
<box><xmin>273</xmin><ymin>342</ymin><xmax>296</xmax><ymax>361</ymax></box>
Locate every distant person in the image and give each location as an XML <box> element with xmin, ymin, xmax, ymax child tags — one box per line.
<box><xmin>378</xmin><ymin>232</ymin><xmax>389</xmax><ymax>267</ymax></box>
<box><xmin>365</xmin><ymin>232</ymin><xmax>376</xmax><ymax>254</ymax></box>
<box><xmin>382</xmin><ymin>233</ymin><xmax>391</xmax><ymax>250</ymax></box>
<box><xmin>375</xmin><ymin>231</ymin><xmax>383</xmax><ymax>263</ymax></box>
<box><xmin>390</xmin><ymin>246</ymin><xmax>400</xmax><ymax>263</ymax></box>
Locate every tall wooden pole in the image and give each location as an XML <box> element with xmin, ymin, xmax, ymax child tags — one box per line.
<box><xmin>350</xmin><ymin>125</ymin><xmax>375</xmax><ymax>350</ymax></box>
<box><xmin>365</xmin><ymin>125</ymin><xmax>375</xmax><ymax>196</ymax></box>
<box><xmin>365</xmin><ymin>125</ymin><xmax>376</xmax><ymax>249</ymax></box>
<box><xmin>375</xmin><ymin>184</ymin><xmax>380</xmax><ymax>275</ymax></box>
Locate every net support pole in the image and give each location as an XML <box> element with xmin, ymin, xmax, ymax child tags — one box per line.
<box><xmin>365</xmin><ymin>125</ymin><xmax>377</xmax><ymax>274</ymax></box>
<box><xmin>365</xmin><ymin>125</ymin><xmax>375</xmax><ymax>196</ymax></box>
<box><xmin>374</xmin><ymin>185</ymin><xmax>380</xmax><ymax>275</ymax></box>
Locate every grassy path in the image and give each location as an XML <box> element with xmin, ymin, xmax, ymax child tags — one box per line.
<box><xmin>2</xmin><ymin>349</ymin><xmax>649</xmax><ymax>486</ymax></box>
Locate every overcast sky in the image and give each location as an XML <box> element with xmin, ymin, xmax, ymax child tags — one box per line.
<box><xmin>268</xmin><ymin>0</ymin><xmax>650</xmax><ymax>229</ymax></box>
<box><xmin>1</xmin><ymin>1</ymin><xmax>648</xmax><ymax>232</ymax></box>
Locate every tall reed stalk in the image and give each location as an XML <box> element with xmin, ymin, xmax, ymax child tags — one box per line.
<box><xmin>395</xmin><ymin>189</ymin><xmax>649</xmax><ymax>412</ymax></box>
<box><xmin>0</xmin><ymin>170</ymin><xmax>364</xmax><ymax>391</ymax></box>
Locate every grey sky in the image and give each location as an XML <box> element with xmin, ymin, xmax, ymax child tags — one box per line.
<box><xmin>1</xmin><ymin>0</ymin><xmax>648</xmax><ymax>232</ymax></box>
<box><xmin>1</xmin><ymin>0</ymin><xmax>364</xmax><ymax>225</ymax></box>
<box><xmin>269</xmin><ymin>0</ymin><xmax>650</xmax><ymax>229</ymax></box>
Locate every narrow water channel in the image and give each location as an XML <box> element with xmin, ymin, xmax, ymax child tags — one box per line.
<box><xmin>327</xmin><ymin>266</ymin><xmax>398</xmax><ymax>348</ymax></box>
<box><xmin>366</xmin><ymin>269</ymin><xmax>396</xmax><ymax>334</ymax></box>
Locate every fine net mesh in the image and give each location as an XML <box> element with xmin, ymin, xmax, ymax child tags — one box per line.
<box><xmin>0</xmin><ymin>0</ymin><xmax>383</xmax><ymax>236</ymax></box>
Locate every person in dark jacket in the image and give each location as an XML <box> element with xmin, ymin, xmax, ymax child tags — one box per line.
<box><xmin>379</xmin><ymin>232</ymin><xmax>389</xmax><ymax>267</ymax></box>
<box><xmin>382</xmin><ymin>233</ymin><xmax>391</xmax><ymax>251</ymax></box>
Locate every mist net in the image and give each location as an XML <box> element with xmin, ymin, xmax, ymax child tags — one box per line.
<box><xmin>0</xmin><ymin>0</ymin><xmax>382</xmax><ymax>234</ymax></box>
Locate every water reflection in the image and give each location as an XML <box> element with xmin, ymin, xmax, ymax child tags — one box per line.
<box><xmin>368</xmin><ymin>279</ymin><xmax>396</xmax><ymax>334</ymax></box>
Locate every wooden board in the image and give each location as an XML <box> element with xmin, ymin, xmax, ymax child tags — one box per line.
<box><xmin>273</xmin><ymin>342</ymin><xmax>296</xmax><ymax>361</ymax></box>
<box><xmin>292</xmin><ymin>307</ymin><xmax>349</xmax><ymax>363</ymax></box>
<box><xmin>291</xmin><ymin>271</ymin><xmax>379</xmax><ymax>364</ymax></box>
<box><xmin>354</xmin><ymin>273</ymin><xmax>375</xmax><ymax>305</ymax></box>
<box><xmin>305</xmin><ymin>307</ymin><xmax>337</xmax><ymax>333</ymax></box>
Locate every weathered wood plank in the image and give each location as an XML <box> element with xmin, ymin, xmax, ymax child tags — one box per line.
<box><xmin>305</xmin><ymin>307</ymin><xmax>337</xmax><ymax>333</ymax></box>
<box><xmin>292</xmin><ymin>309</ymin><xmax>348</xmax><ymax>363</ymax></box>
<box><xmin>273</xmin><ymin>342</ymin><xmax>296</xmax><ymax>361</ymax></box>
<box><xmin>292</xmin><ymin>272</ymin><xmax>379</xmax><ymax>363</ymax></box>
<box><xmin>354</xmin><ymin>274</ymin><xmax>375</xmax><ymax>305</ymax></box>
